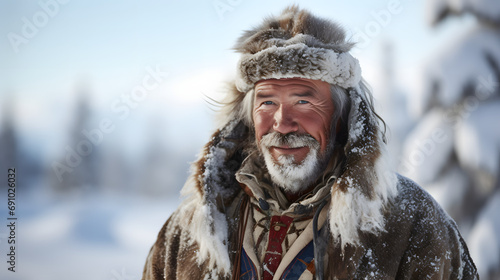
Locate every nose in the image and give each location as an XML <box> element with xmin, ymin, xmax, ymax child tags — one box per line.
<box><xmin>273</xmin><ymin>104</ymin><xmax>298</xmax><ymax>134</ymax></box>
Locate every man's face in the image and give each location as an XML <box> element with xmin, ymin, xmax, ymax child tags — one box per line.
<box><xmin>253</xmin><ymin>78</ymin><xmax>335</xmax><ymax>192</ymax></box>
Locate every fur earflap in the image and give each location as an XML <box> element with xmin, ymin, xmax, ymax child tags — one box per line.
<box><xmin>329</xmin><ymin>86</ymin><xmax>398</xmax><ymax>248</ymax></box>
<box><xmin>234</xmin><ymin>5</ymin><xmax>361</xmax><ymax>92</ymax></box>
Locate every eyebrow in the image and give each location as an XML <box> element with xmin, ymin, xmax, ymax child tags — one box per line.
<box><xmin>254</xmin><ymin>92</ymin><xmax>274</xmax><ymax>99</ymax></box>
<box><xmin>291</xmin><ymin>91</ymin><xmax>315</xmax><ymax>98</ymax></box>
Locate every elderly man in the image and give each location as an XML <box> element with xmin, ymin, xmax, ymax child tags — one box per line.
<box><xmin>142</xmin><ymin>6</ymin><xmax>477</xmax><ymax>280</ymax></box>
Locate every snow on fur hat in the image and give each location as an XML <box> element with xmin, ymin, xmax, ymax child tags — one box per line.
<box><xmin>234</xmin><ymin>5</ymin><xmax>361</xmax><ymax>92</ymax></box>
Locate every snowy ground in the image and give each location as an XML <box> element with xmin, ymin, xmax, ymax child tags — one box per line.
<box><xmin>0</xmin><ymin>188</ymin><xmax>180</xmax><ymax>280</ymax></box>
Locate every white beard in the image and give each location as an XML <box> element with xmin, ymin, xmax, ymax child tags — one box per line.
<box><xmin>259</xmin><ymin>132</ymin><xmax>327</xmax><ymax>194</ymax></box>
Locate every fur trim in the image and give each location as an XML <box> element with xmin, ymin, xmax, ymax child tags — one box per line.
<box><xmin>236</xmin><ymin>44</ymin><xmax>361</xmax><ymax>92</ymax></box>
<box><xmin>234</xmin><ymin>5</ymin><xmax>361</xmax><ymax>92</ymax></box>
<box><xmin>179</xmin><ymin>120</ymin><xmax>247</xmax><ymax>276</ymax></box>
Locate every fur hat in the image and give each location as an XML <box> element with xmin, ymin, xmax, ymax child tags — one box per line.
<box><xmin>234</xmin><ymin>5</ymin><xmax>361</xmax><ymax>92</ymax></box>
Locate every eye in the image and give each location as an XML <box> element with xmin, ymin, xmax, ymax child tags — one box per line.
<box><xmin>262</xmin><ymin>101</ymin><xmax>274</xmax><ymax>105</ymax></box>
<box><xmin>297</xmin><ymin>100</ymin><xmax>309</xmax><ymax>104</ymax></box>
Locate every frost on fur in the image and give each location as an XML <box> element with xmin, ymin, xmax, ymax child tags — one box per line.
<box><xmin>176</xmin><ymin>120</ymin><xmax>246</xmax><ymax>276</ymax></box>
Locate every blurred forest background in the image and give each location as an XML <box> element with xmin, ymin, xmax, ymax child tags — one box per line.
<box><xmin>1</xmin><ymin>0</ymin><xmax>499</xmax><ymax>279</ymax></box>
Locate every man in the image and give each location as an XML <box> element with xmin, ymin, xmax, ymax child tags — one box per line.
<box><xmin>142</xmin><ymin>6</ymin><xmax>478</xmax><ymax>280</ymax></box>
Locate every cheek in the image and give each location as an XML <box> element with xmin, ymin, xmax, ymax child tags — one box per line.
<box><xmin>297</xmin><ymin>111</ymin><xmax>332</xmax><ymax>149</ymax></box>
<box><xmin>301</xmin><ymin>118</ymin><xmax>326</xmax><ymax>137</ymax></box>
<box><xmin>253</xmin><ymin>111</ymin><xmax>272</xmax><ymax>141</ymax></box>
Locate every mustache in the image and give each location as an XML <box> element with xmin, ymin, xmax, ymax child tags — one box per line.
<box><xmin>260</xmin><ymin>132</ymin><xmax>319</xmax><ymax>149</ymax></box>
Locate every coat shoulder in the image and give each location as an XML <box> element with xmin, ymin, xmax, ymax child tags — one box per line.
<box><xmin>393</xmin><ymin>174</ymin><xmax>450</xmax><ymax>220</ymax></box>
<box><xmin>386</xmin><ymin>174</ymin><xmax>479</xmax><ymax>279</ymax></box>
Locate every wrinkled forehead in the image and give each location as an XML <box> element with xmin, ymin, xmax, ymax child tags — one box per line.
<box><xmin>254</xmin><ymin>78</ymin><xmax>331</xmax><ymax>95</ymax></box>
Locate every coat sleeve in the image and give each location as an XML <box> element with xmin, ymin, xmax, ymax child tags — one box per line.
<box><xmin>142</xmin><ymin>216</ymin><xmax>171</xmax><ymax>280</ymax></box>
<box><xmin>142</xmin><ymin>210</ymin><xmax>194</xmax><ymax>280</ymax></box>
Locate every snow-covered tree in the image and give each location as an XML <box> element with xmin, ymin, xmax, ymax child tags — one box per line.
<box><xmin>138</xmin><ymin>118</ymin><xmax>178</xmax><ymax>196</ymax></box>
<box><xmin>0</xmin><ymin>97</ymin><xmax>18</xmax><ymax>174</ymax></box>
<box><xmin>376</xmin><ymin>41</ymin><xmax>414</xmax><ymax>163</ymax></box>
<box><xmin>51</xmin><ymin>84</ymin><xmax>102</xmax><ymax>193</ymax></box>
<box><xmin>402</xmin><ymin>0</ymin><xmax>500</xmax><ymax>278</ymax></box>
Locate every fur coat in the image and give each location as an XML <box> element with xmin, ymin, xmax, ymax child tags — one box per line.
<box><xmin>142</xmin><ymin>118</ymin><xmax>478</xmax><ymax>279</ymax></box>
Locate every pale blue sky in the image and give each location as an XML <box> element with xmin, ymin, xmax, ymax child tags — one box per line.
<box><xmin>0</xmin><ymin>0</ymin><xmax>474</xmax><ymax>158</ymax></box>
<box><xmin>1</xmin><ymin>0</ymin><xmax>470</xmax><ymax>94</ymax></box>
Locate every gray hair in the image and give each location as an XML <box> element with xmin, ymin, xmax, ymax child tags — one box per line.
<box><xmin>221</xmin><ymin>79</ymin><xmax>386</xmax><ymax>145</ymax></box>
